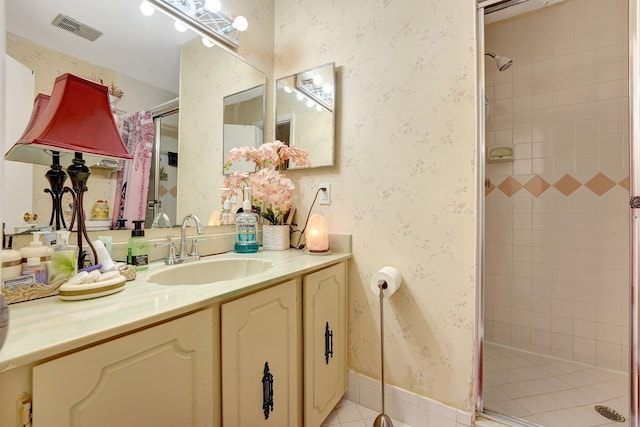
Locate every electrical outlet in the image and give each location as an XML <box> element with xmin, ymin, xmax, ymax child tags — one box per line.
<box><xmin>319</xmin><ymin>183</ymin><xmax>331</xmax><ymax>205</ymax></box>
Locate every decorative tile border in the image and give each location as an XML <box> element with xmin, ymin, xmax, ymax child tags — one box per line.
<box><xmin>486</xmin><ymin>173</ymin><xmax>629</xmax><ymax>198</ymax></box>
<box><xmin>346</xmin><ymin>371</ymin><xmax>474</xmax><ymax>427</ymax></box>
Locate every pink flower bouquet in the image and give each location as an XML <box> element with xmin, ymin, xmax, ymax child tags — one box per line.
<box><xmin>223</xmin><ymin>141</ymin><xmax>310</xmax><ymax>225</ymax></box>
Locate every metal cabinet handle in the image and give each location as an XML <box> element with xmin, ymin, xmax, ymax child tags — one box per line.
<box><xmin>262</xmin><ymin>361</ymin><xmax>274</xmax><ymax>419</ymax></box>
<box><xmin>325</xmin><ymin>321</ymin><xmax>334</xmax><ymax>365</ymax></box>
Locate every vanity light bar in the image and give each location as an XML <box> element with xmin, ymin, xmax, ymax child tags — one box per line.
<box><xmin>145</xmin><ymin>0</ymin><xmax>243</xmax><ymax>49</ymax></box>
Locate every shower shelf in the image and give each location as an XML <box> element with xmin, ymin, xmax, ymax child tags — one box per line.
<box><xmin>487</xmin><ymin>146</ymin><xmax>513</xmax><ymax>163</ymax></box>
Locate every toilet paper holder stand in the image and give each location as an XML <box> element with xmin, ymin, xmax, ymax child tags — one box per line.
<box><xmin>373</xmin><ymin>279</ymin><xmax>394</xmax><ymax>427</ymax></box>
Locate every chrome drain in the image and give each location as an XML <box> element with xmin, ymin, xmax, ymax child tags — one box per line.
<box><xmin>594</xmin><ymin>405</ymin><xmax>625</xmax><ymax>422</ymax></box>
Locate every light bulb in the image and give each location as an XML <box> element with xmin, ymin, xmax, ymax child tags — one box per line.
<box><xmin>203</xmin><ymin>0</ymin><xmax>221</xmax><ymax>13</ymax></box>
<box><xmin>139</xmin><ymin>1</ymin><xmax>155</xmax><ymax>16</ymax></box>
<box><xmin>322</xmin><ymin>83</ymin><xmax>333</xmax><ymax>94</ymax></box>
<box><xmin>174</xmin><ymin>20</ymin><xmax>188</xmax><ymax>32</ymax></box>
<box><xmin>283</xmin><ymin>86</ymin><xmax>292</xmax><ymax>94</ymax></box>
<box><xmin>316</xmin><ymin>105</ymin><xmax>323</xmax><ymax>112</ymax></box>
<box><xmin>232</xmin><ymin>16</ymin><xmax>248</xmax><ymax>32</ymax></box>
<box><xmin>296</xmin><ymin>92</ymin><xmax>304</xmax><ymax>101</ymax></box>
<box><xmin>306</xmin><ymin>99</ymin><xmax>314</xmax><ymax>108</ymax></box>
<box><xmin>313</xmin><ymin>74</ymin><xmax>323</xmax><ymax>86</ymax></box>
<box><xmin>202</xmin><ymin>37</ymin><xmax>215</xmax><ymax>47</ymax></box>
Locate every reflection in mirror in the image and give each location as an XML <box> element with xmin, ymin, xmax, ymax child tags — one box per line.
<box><xmin>177</xmin><ymin>38</ymin><xmax>266</xmax><ymax>222</ymax></box>
<box><xmin>4</xmin><ymin>0</ymin><xmax>267</xmax><ymax>230</ymax></box>
<box><xmin>147</xmin><ymin>99</ymin><xmax>180</xmax><ymax>227</ymax></box>
<box><xmin>223</xmin><ymin>85</ymin><xmax>265</xmax><ymax>174</ymax></box>
<box><xmin>275</xmin><ymin>62</ymin><xmax>335</xmax><ymax>170</ymax></box>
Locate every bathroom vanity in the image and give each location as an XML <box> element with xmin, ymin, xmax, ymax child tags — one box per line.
<box><xmin>0</xmin><ymin>248</ymin><xmax>350</xmax><ymax>427</ymax></box>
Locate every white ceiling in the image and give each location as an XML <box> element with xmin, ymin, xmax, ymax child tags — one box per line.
<box><xmin>6</xmin><ymin>0</ymin><xmax>197</xmax><ymax>93</ymax></box>
<box><xmin>485</xmin><ymin>0</ymin><xmax>566</xmax><ymax>25</ymax></box>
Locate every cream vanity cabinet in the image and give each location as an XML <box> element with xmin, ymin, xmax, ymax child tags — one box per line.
<box><xmin>31</xmin><ymin>308</ymin><xmax>216</xmax><ymax>426</ymax></box>
<box><xmin>221</xmin><ymin>262</ymin><xmax>347</xmax><ymax>427</ymax></box>
<box><xmin>0</xmin><ymin>259</ymin><xmax>348</xmax><ymax>427</ymax></box>
<box><xmin>222</xmin><ymin>279</ymin><xmax>302</xmax><ymax>426</ymax></box>
<box><xmin>303</xmin><ymin>262</ymin><xmax>347</xmax><ymax>427</ymax></box>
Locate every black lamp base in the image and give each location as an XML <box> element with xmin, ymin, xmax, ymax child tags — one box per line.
<box><xmin>44</xmin><ymin>152</ymin><xmax>71</xmax><ymax>231</ymax></box>
<box><xmin>67</xmin><ymin>153</ymin><xmax>97</xmax><ymax>269</ymax></box>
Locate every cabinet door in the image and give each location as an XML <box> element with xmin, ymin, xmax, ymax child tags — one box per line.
<box><xmin>304</xmin><ymin>263</ymin><xmax>347</xmax><ymax>427</ymax></box>
<box><xmin>222</xmin><ymin>279</ymin><xmax>301</xmax><ymax>427</ymax></box>
<box><xmin>33</xmin><ymin>309</ymin><xmax>215</xmax><ymax>427</ymax></box>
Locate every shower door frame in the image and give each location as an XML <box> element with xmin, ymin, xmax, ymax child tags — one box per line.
<box><xmin>474</xmin><ymin>0</ymin><xmax>640</xmax><ymax>426</ymax></box>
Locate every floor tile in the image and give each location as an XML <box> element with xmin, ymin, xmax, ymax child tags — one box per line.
<box><xmin>483</xmin><ymin>342</ymin><xmax>628</xmax><ymax>427</ymax></box>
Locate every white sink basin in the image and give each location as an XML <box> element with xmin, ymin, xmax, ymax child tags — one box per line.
<box><xmin>147</xmin><ymin>258</ymin><xmax>273</xmax><ymax>286</ymax></box>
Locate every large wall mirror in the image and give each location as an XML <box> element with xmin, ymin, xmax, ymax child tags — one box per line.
<box><xmin>275</xmin><ymin>62</ymin><xmax>335</xmax><ymax>169</ymax></box>
<box><xmin>3</xmin><ymin>0</ymin><xmax>266</xmax><ymax>230</ymax></box>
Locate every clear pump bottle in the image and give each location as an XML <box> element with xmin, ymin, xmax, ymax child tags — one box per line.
<box><xmin>234</xmin><ymin>188</ymin><xmax>259</xmax><ymax>253</ymax></box>
<box><xmin>48</xmin><ymin>230</ymin><xmax>78</xmax><ymax>286</ymax></box>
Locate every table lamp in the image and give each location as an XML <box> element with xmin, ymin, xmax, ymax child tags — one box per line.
<box><xmin>5</xmin><ymin>73</ymin><xmax>133</xmax><ymax>268</ymax></box>
<box><xmin>305</xmin><ymin>213</ymin><xmax>329</xmax><ymax>253</ymax></box>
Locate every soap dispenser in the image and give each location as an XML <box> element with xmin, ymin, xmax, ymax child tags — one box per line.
<box><xmin>48</xmin><ymin>230</ymin><xmax>78</xmax><ymax>286</ymax></box>
<box><xmin>220</xmin><ymin>188</ymin><xmax>236</xmax><ymax>226</ymax></box>
<box><xmin>127</xmin><ymin>220</ymin><xmax>150</xmax><ymax>271</ymax></box>
<box><xmin>20</xmin><ymin>232</ymin><xmax>49</xmax><ymax>284</ymax></box>
<box><xmin>234</xmin><ymin>188</ymin><xmax>259</xmax><ymax>253</ymax></box>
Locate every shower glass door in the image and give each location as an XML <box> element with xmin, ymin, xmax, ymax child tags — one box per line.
<box><xmin>476</xmin><ymin>0</ymin><xmax>637</xmax><ymax>425</ymax></box>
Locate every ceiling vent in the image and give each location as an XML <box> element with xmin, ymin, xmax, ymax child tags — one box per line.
<box><xmin>51</xmin><ymin>14</ymin><xmax>102</xmax><ymax>42</ymax></box>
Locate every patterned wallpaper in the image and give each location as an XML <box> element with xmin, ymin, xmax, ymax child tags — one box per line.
<box><xmin>274</xmin><ymin>0</ymin><xmax>478</xmax><ymax>410</ymax></box>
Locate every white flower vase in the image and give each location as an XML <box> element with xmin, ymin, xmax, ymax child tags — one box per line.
<box><xmin>262</xmin><ymin>225</ymin><xmax>290</xmax><ymax>250</ymax></box>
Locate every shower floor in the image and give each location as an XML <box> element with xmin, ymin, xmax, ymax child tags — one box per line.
<box><xmin>483</xmin><ymin>343</ymin><xmax>628</xmax><ymax>427</ymax></box>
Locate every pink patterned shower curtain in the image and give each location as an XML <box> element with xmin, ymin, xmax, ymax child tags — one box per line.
<box><xmin>112</xmin><ymin>111</ymin><xmax>154</xmax><ymax>229</ymax></box>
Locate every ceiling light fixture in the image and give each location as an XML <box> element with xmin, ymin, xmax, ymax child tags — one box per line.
<box><xmin>174</xmin><ymin>20</ymin><xmax>188</xmax><ymax>32</ymax></box>
<box><xmin>139</xmin><ymin>1</ymin><xmax>156</xmax><ymax>16</ymax></box>
<box><xmin>201</xmin><ymin>36</ymin><xmax>215</xmax><ymax>47</ymax></box>
<box><xmin>231</xmin><ymin>16</ymin><xmax>248</xmax><ymax>32</ymax></box>
<box><xmin>203</xmin><ymin>0</ymin><xmax>221</xmax><ymax>13</ymax></box>
<box><xmin>145</xmin><ymin>0</ymin><xmax>248</xmax><ymax>49</ymax></box>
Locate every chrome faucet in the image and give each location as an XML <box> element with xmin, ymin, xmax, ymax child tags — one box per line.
<box><xmin>151</xmin><ymin>212</ymin><xmax>172</xmax><ymax>228</ymax></box>
<box><xmin>180</xmin><ymin>214</ymin><xmax>204</xmax><ymax>260</ymax></box>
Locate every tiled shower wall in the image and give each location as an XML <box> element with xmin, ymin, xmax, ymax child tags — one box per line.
<box><xmin>483</xmin><ymin>0</ymin><xmax>630</xmax><ymax>371</ymax></box>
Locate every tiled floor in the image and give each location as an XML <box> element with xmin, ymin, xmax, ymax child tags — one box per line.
<box><xmin>321</xmin><ymin>399</ymin><xmax>410</xmax><ymax>427</ymax></box>
<box><xmin>483</xmin><ymin>343</ymin><xmax>628</xmax><ymax>427</ymax></box>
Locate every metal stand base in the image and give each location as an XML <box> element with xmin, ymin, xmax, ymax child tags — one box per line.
<box><xmin>373</xmin><ymin>413</ymin><xmax>394</xmax><ymax>427</ymax></box>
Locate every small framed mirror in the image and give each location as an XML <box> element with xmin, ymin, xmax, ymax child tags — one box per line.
<box><xmin>275</xmin><ymin>62</ymin><xmax>335</xmax><ymax>169</ymax></box>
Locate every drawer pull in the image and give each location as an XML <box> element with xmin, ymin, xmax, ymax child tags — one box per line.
<box><xmin>325</xmin><ymin>321</ymin><xmax>334</xmax><ymax>364</ymax></box>
<box><xmin>262</xmin><ymin>361</ymin><xmax>274</xmax><ymax>419</ymax></box>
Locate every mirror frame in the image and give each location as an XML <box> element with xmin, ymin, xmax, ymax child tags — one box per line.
<box><xmin>275</xmin><ymin>62</ymin><xmax>336</xmax><ymax>170</ymax></box>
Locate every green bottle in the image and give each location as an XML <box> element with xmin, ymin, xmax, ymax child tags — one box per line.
<box><xmin>127</xmin><ymin>220</ymin><xmax>149</xmax><ymax>270</ymax></box>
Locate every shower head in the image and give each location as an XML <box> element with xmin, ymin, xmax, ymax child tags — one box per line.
<box><xmin>485</xmin><ymin>51</ymin><xmax>513</xmax><ymax>71</ymax></box>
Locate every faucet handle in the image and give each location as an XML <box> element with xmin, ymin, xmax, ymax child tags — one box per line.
<box><xmin>156</xmin><ymin>235</ymin><xmax>178</xmax><ymax>264</ymax></box>
<box><xmin>189</xmin><ymin>237</ymin><xmax>206</xmax><ymax>257</ymax></box>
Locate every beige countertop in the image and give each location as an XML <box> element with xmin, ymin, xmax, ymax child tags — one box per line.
<box><xmin>0</xmin><ymin>246</ymin><xmax>351</xmax><ymax>373</ymax></box>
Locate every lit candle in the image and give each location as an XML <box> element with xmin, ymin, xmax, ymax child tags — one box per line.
<box><xmin>306</xmin><ymin>214</ymin><xmax>329</xmax><ymax>253</ymax></box>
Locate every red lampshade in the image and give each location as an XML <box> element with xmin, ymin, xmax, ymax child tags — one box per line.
<box><xmin>4</xmin><ymin>73</ymin><xmax>132</xmax><ymax>165</ymax></box>
<box><xmin>16</xmin><ymin>93</ymin><xmax>50</xmax><ymax>141</ymax></box>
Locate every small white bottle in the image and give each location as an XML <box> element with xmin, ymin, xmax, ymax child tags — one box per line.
<box><xmin>93</xmin><ymin>239</ymin><xmax>116</xmax><ymax>272</ymax></box>
<box><xmin>220</xmin><ymin>188</ymin><xmax>236</xmax><ymax>226</ymax></box>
